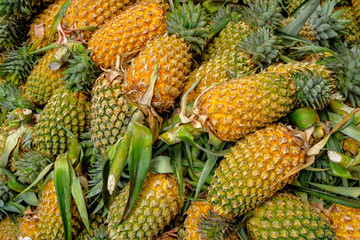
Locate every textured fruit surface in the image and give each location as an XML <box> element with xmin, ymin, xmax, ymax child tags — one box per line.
<box><xmin>184</xmin><ymin>201</ymin><xmax>239</xmax><ymax>240</ymax></box>
<box><xmin>90</xmin><ymin>72</ymin><xmax>133</xmax><ymax>155</ymax></box>
<box><xmin>247</xmin><ymin>192</ymin><xmax>336</xmax><ymax>240</ymax></box>
<box><xmin>338</xmin><ymin>5</ymin><xmax>360</xmax><ymax>43</ymax></box>
<box><xmin>124</xmin><ymin>34</ymin><xmax>191</xmax><ymax>113</ymax></box>
<box><xmin>209</xmin><ymin>124</ymin><xmax>305</xmax><ymax>218</ymax></box>
<box><xmin>79</xmin><ymin>212</ymin><xmax>109</xmax><ymax>240</ymax></box>
<box><xmin>330</xmin><ymin>204</ymin><xmax>360</xmax><ymax>240</ymax></box>
<box><xmin>88</xmin><ymin>2</ymin><xmax>167</xmax><ymax>69</ymax></box>
<box><xmin>107</xmin><ymin>173</ymin><xmax>184</xmax><ymax>239</ymax></box>
<box><xmin>36</xmin><ymin>179</ymin><xmax>82</xmax><ymax>239</ymax></box>
<box><xmin>0</xmin><ymin>216</ymin><xmax>20</xmax><ymax>240</ymax></box>
<box><xmin>18</xmin><ymin>215</ymin><xmax>39</xmax><ymax>240</ymax></box>
<box><xmin>63</xmin><ymin>0</ymin><xmax>135</xmax><ymax>40</ymax></box>
<box><xmin>32</xmin><ymin>88</ymin><xmax>90</xmax><ymax>158</ymax></box>
<box><xmin>23</xmin><ymin>48</ymin><xmax>64</xmax><ymax>106</ymax></box>
<box><xmin>195</xmin><ymin>72</ymin><xmax>296</xmax><ymax>141</ymax></box>
<box><xmin>29</xmin><ymin>0</ymin><xmax>67</xmax><ymax>49</ymax></box>
<box><xmin>264</xmin><ymin>61</ymin><xmax>332</xmax><ymax>78</ymax></box>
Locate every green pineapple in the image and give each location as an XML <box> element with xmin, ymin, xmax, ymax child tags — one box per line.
<box><xmin>0</xmin><ymin>18</ymin><xmax>26</xmax><ymax>51</ymax></box>
<box><xmin>246</xmin><ymin>192</ymin><xmax>336</xmax><ymax>239</ymax></box>
<box><xmin>79</xmin><ymin>212</ymin><xmax>109</xmax><ymax>240</ymax></box>
<box><xmin>107</xmin><ymin>172</ymin><xmax>184</xmax><ymax>239</ymax></box>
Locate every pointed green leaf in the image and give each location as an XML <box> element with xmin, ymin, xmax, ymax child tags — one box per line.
<box><xmin>307</xmin><ymin>182</ymin><xmax>360</xmax><ymax>198</ymax></box>
<box><xmin>101</xmin><ymin>158</ymin><xmax>112</xmax><ymax>209</ymax></box>
<box><xmin>122</xmin><ymin>122</ymin><xmax>152</xmax><ymax>221</ymax></box>
<box><xmin>19</xmin><ymin>191</ymin><xmax>38</xmax><ymax>206</ymax></box>
<box><xmin>54</xmin><ymin>154</ymin><xmax>71</xmax><ymax>240</ymax></box>
<box><xmin>169</xmin><ymin>144</ymin><xmax>184</xmax><ymax>200</ymax></box>
<box><xmin>48</xmin><ymin>0</ymin><xmax>70</xmax><ymax>44</ymax></box>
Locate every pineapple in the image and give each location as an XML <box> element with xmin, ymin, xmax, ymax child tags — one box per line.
<box><xmin>35</xmin><ymin>179</ymin><xmax>82</xmax><ymax>239</ymax></box>
<box><xmin>32</xmin><ymin>87</ymin><xmax>91</xmax><ymax>158</ymax></box>
<box><xmin>336</xmin><ymin>5</ymin><xmax>360</xmax><ymax>43</ymax></box>
<box><xmin>184</xmin><ymin>201</ymin><xmax>239</xmax><ymax>240</ymax></box>
<box><xmin>124</xmin><ymin>1</ymin><xmax>209</xmax><ymax>113</ymax></box>
<box><xmin>246</xmin><ymin>192</ymin><xmax>336</xmax><ymax>239</ymax></box>
<box><xmin>207</xmin><ymin>123</ymin><xmax>305</xmax><ymax>220</ymax></box>
<box><xmin>18</xmin><ymin>214</ymin><xmax>39</xmax><ymax>240</ymax></box>
<box><xmin>329</xmin><ymin>204</ymin><xmax>360</xmax><ymax>240</ymax></box>
<box><xmin>107</xmin><ymin>172</ymin><xmax>184</xmax><ymax>239</ymax></box>
<box><xmin>0</xmin><ymin>18</ymin><xmax>26</xmax><ymax>51</ymax></box>
<box><xmin>87</xmin><ymin>1</ymin><xmax>167</xmax><ymax>69</ymax></box>
<box><xmin>0</xmin><ymin>216</ymin><xmax>20</xmax><ymax>240</ymax></box>
<box><xmin>22</xmin><ymin>48</ymin><xmax>65</xmax><ymax>106</ymax></box>
<box><xmin>62</xmin><ymin>0</ymin><xmax>136</xmax><ymax>40</ymax></box>
<box><xmin>352</xmin><ymin>0</ymin><xmax>360</xmax><ymax>19</ymax></box>
<box><xmin>286</xmin><ymin>0</ymin><xmax>306</xmax><ymax>14</ymax></box>
<box><xmin>29</xmin><ymin>0</ymin><xmax>68</xmax><ymax>49</ymax></box>
<box><xmin>79</xmin><ymin>212</ymin><xmax>109</xmax><ymax>240</ymax></box>
<box><xmin>90</xmin><ymin>71</ymin><xmax>134</xmax><ymax>155</ymax></box>
<box><xmin>194</xmin><ymin>61</ymin><xmax>333</xmax><ymax>141</ymax></box>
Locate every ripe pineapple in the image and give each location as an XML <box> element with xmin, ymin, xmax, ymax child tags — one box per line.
<box><xmin>29</xmin><ymin>0</ymin><xmax>67</xmax><ymax>49</ymax></box>
<box><xmin>208</xmin><ymin>124</ymin><xmax>305</xmax><ymax>220</ymax></box>
<box><xmin>0</xmin><ymin>216</ymin><xmax>20</xmax><ymax>240</ymax></box>
<box><xmin>22</xmin><ymin>48</ymin><xmax>65</xmax><ymax>106</ymax></box>
<box><xmin>63</xmin><ymin>0</ymin><xmax>136</xmax><ymax>40</ymax></box>
<box><xmin>124</xmin><ymin>1</ymin><xmax>209</xmax><ymax>113</ymax></box>
<box><xmin>107</xmin><ymin>172</ymin><xmax>184</xmax><ymax>239</ymax></box>
<box><xmin>87</xmin><ymin>1</ymin><xmax>167</xmax><ymax>69</ymax></box>
<box><xmin>32</xmin><ymin>87</ymin><xmax>91</xmax><ymax>158</ymax></box>
<box><xmin>329</xmin><ymin>204</ymin><xmax>360</xmax><ymax>240</ymax></box>
<box><xmin>18</xmin><ymin>214</ymin><xmax>39</xmax><ymax>240</ymax></box>
<box><xmin>35</xmin><ymin>179</ymin><xmax>82</xmax><ymax>239</ymax></box>
<box><xmin>286</xmin><ymin>0</ymin><xmax>305</xmax><ymax>14</ymax></box>
<box><xmin>90</xmin><ymin>71</ymin><xmax>134</xmax><ymax>155</ymax></box>
<box><xmin>194</xmin><ymin>61</ymin><xmax>333</xmax><ymax>141</ymax></box>
<box><xmin>184</xmin><ymin>201</ymin><xmax>239</xmax><ymax>240</ymax></box>
<box><xmin>352</xmin><ymin>0</ymin><xmax>360</xmax><ymax>19</ymax></box>
<box><xmin>246</xmin><ymin>192</ymin><xmax>336</xmax><ymax>239</ymax></box>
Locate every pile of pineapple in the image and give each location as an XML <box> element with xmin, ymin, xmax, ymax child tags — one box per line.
<box><xmin>0</xmin><ymin>0</ymin><xmax>360</xmax><ymax>239</ymax></box>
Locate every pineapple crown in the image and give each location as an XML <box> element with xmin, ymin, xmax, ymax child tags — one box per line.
<box><xmin>0</xmin><ymin>0</ymin><xmax>43</xmax><ymax>20</ymax></box>
<box><xmin>197</xmin><ymin>210</ymin><xmax>234</xmax><ymax>239</ymax></box>
<box><xmin>320</xmin><ymin>42</ymin><xmax>360</xmax><ymax>107</ymax></box>
<box><xmin>61</xmin><ymin>46</ymin><xmax>101</xmax><ymax>93</ymax></box>
<box><xmin>0</xmin><ymin>18</ymin><xmax>26</xmax><ymax>52</ymax></box>
<box><xmin>211</xmin><ymin>5</ymin><xmax>242</xmax><ymax>25</ymax></box>
<box><xmin>0</xmin><ymin>83</ymin><xmax>33</xmax><ymax>110</ymax></box>
<box><xmin>241</xmin><ymin>0</ymin><xmax>283</xmax><ymax>30</ymax></box>
<box><xmin>14</xmin><ymin>151</ymin><xmax>51</xmax><ymax>184</ymax></box>
<box><xmin>305</xmin><ymin>0</ymin><xmax>349</xmax><ymax>47</ymax></box>
<box><xmin>291</xmin><ymin>69</ymin><xmax>334</xmax><ymax>110</ymax></box>
<box><xmin>237</xmin><ymin>27</ymin><xmax>283</xmax><ymax>68</ymax></box>
<box><xmin>166</xmin><ymin>1</ymin><xmax>210</xmax><ymax>54</ymax></box>
<box><xmin>0</xmin><ymin>46</ymin><xmax>39</xmax><ymax>86</ymax></box>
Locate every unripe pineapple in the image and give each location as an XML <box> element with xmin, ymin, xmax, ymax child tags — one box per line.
<box><xmin>18</xmin><ymin>214</ymin><xmax>39</xmax><ymax>240</ymax></box>
<box><xmin>208</xmin><ymin>124</ymin><xmax>305</xmax><ymax>219</ymax></box>
<box><xmin>29</xmin><ymin>0</ymin><xmax>67</xmax><ymax>49</ymax></box>
<box><xmin>90</xmin><ymin>71</ymin><xmax>134</xmax><ymax>155</ymax></box>
<box><xmin>0</xmin><ymin>216</ymin><xmax>21</xmax><ymax>240</ymax></box>
<box><xmin>247</xmin><ymin>192</ymin><xmax>336</xmax><ymax>239</ymax></box>
<box><xmin>107</xmin><ymin>172</ymin><xmax>184</xmax><ymax>239</ymax></box>
<box><xmin>63</xmin><ymin>0</ymin><xmax>136</xmax><ymax>40</ymax></box>
<box><xmin>329</xmin><ymin>204</ymin><xmax>360</xmax><ymax>240</ymax></box>
<box><xmin>23</xmin><ymin>48</ymin><xmax>65</xmax><ymax>106</ymax></box>
<box><xmin>0</xmin><ymin>18</ymin><xmax>26</xmax><ymax>51</ymax></box>
<box><xmin>79</xmin><ymin>212</ymin><xmax>109</xmax><ymax>240</ymax></box>
<box><xmin>194</xmin><ymin>61</ymin><xmax>332</xmax><ymax>141</ymax></box>
<box><xmin>87</xmin><ymin>1</ymin><xmax>167</xmax><ymax>69</ymax></box>
<box><xmin>124</xmin><ymin>2</ymin><xmax>209</xmax><ymax>113</ymax></box>
<box><xmin>184</xmin><ymin>201</ymin><xmax>239</xmax><ymax>240</ymax></box>
<box><xmin>32</xmin><ymin>88</ymin><xmax>91</xmax><ymax>158</ymax></box>
<box><xmin>35</xmin><ymin>179</ymin><xmax>83</xmax><ymax>239</ymax></box>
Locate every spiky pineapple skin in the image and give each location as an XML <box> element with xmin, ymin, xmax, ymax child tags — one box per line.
<box><xmin>90</xmin><ymin>72</ymin><xmax>133</xmax><ymax>155</ymax></box>
<box><xmin>63</xmin><ymin>0</ymin><xmax>135</xmax><ymax>40</ymax></box>
<box><xmin>287</xmin><ymin>0</ymin><xmax>305</xmax><ymax>14</ymax></box>
<box><xmin>247</xmin><ymin>192</ymin><xmax>336</xmax><ymax>239</ymax></box>
<box><xmin>195</xmin><ymin>72</ymin><xmax>296</xmax><ymax>141</ymax></box>
<box><xmin>87</xmin><ymin>2</ymin><xmax>167</xmax><ymax>69</ymax></box>
<box><xmin>0</xmin><ymin>216</ymin><xmax>20</xmax><ymax>240</ymax></box>
<box><xmin>184</xmin><ymin>201</ymin><xmax>239</xmax><ymax>240</ymax></box>
<box><xmin>29</xmin><ymin>0</ymin><xmax>67</xmax><ymax>49</ymax></box>
<box><xmin>107</xmin><ymin>173</ymin><xmax>184</xmax><ymax>239</ymax></box>
<box><xmin>23</xmin><ymin>48</ymin><xmax>64</xmax><ymax>106</ymax></box>
<box><xmin>79</xmin><ymin>212</ymin><xmax>109</xmax><ymax>240</ymax></box>
<box><xmin>330</xmin><ymin>204</ymin><xmax>360</xmax><ymax>240</ymax></box>
<box><xmin>124</xmin><ymin>34</ymin><xmax>191</xmax><ymax>113</ymax></box>
<box><xmin>18</xmin><ymin>215</ymin><xmax>39</xmax><ymax>240</ymax></box>
<box><xmin>202</xmin><ymin>21</ymin><xmax>252</xmax><ymax>61</ymax></box>
<box><xmin>36</xmin><ymin>179</ymin><xmax>82</xmax><ymax>239</ymax></box>
<box><xmin>352</xmin><ymin>0</ymin><xmax>360</xmax><ymax>20</ymax></box>
<box><xmin>337</xmin><ymin>5</ymin><xmax>360</xmax><ymax>43</ymax></box>
<box><xmin>32</xmin><ymin>88</ymin><xmax>90</xmax><ymax>158</ymax></box>
<box><xmin>209</xmin><ymin>124</ymin><xmax>305</xmax><ymax>218</ymax></box>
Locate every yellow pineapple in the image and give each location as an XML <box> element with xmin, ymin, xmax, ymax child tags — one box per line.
<box><xmin>0</xmin><ymin>216</ymin><xmax>21</xmax><ymax>240</ymax></box>
<box><xmin>124</xmin><ymin>2</ymin><xmax>209</xmax><ymax>113</ymax></box>
<box><xmin>330</xmin><ymin>204</ymin><xmax>360</xmax><ymax>240</ymax></box>
<box><xmin>18</xmin><ymin>214</ymin><xmax>39</xmax><ymax>240</ymax></box>
<box><xmin>87</xmin><ymin>1</ymin><xmax>167</xmax><ymax>69</ymax></box>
